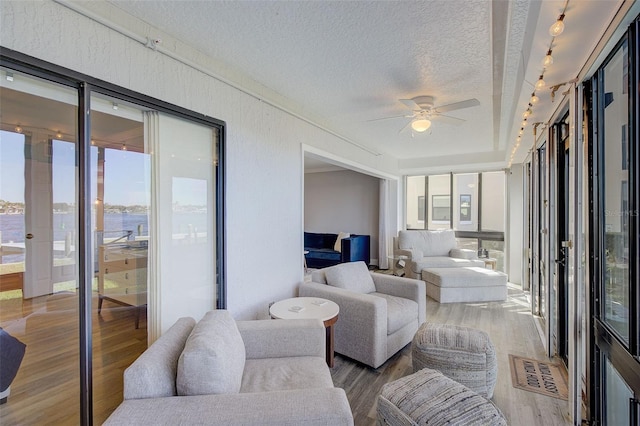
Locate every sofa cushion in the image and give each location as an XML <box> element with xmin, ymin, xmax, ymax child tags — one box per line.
<box><xmin>333</xmin><ymin>232</ymin><xmax>350</xmax><ymax>252</ymax></box>
<box><xmin>324</xmin><ymin>261</ymin><xmax>375</xmax><ymax>294</ymax></box>
<box><xmin>241</xmin><ymin>356</ymin><xmax>334</xmax><ymax>393</ymax></box>
<box><xmin>124</xmin><ymin>317</ymin><xmax>196</xmax><ymax>399</ymax></box>
<box><xmin>413</xmin><ymin>257</ymin><xmax>484</xmax><ymax>271</ymax></box>
<box><xmin>371</xmin><ymin>292</ymin><xmax>419</xmax><ymax>334</ymax></box>
<box><xmin>422</xmin><ymin>267</ymin><xmax>507</xmax><ymax>288</ymax></box>
<box><xmin>177</xmin><ymin>310</ymin><xmax>246</xmax><ymax>396</ymax></box>
<box><xmin>398</xmin><ymin>230</ymin><xmax>457</xmax><ymax>257</ymax></box>
<box><xmin>304</xmin><ymin>232</ymin><xmax>338</xmax><ymax>250</ymax></box>
<box><xmin>305</xmin><ymin>248</ymin><xmax>341</xmax><ymax>261</ymax></box>
<box><xmin>449</xmin><ymin>248</ymin><xmax>478</xmax><ymax>260</ymax></box>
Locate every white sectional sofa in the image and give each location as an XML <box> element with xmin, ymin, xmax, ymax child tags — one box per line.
<box><xmin>104</xmin><ymin>310</ymin><xmax>353</xmax><ymax>425</ymax></box>
<box><xmin>394</xmin><ymin>230</ymin><xmax>484</xmax><ymax>279</ymax></box>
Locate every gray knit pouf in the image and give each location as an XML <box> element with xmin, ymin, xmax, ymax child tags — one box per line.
<box><xmin>377</xmin><ymin>368</ymin><xmax>506</xmax><ymax>426</ymax></box>
<box><xmin>411</xmin><ymin>323</ymin><xmax>497</xmax><ymax>398</ymax></box>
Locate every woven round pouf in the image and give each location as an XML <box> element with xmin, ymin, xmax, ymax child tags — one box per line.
<box><xmin>412</xmin><ymin>322</ymin><xmax>497</xmax><ymax>398</ymax></box>
<box><xmin>377</xmin><ymin>368</ymin><xmax>506</xmax><ymax>426</ymax></box>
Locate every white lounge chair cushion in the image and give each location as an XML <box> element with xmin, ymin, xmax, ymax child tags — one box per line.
<box><xmin>324</xmin><ymin>261</ymin><xmax>376</xmax><ymax>294</ymax></box>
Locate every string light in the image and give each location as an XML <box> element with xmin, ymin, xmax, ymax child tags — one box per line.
<box><xmin>549</xmin><ymin>13</ymin><xmax>565</xmax><ymax>37</ymax></box>
<box><xmin>530</xmin><ymin>93</ymin><xmax>540</xmax><ymax>104</ymax></box>
<box><xmin>510</xmin><ymin>0</ymin><xmax>570</xmax><ymax>169</ymax></box>
<box><xmin>543</xmin><ymin>50</ymin><xmax>554</xmax><ymax>68</ymax></box>
<box><xmin>15</xmin><ymin>125</ymin><xmax>22</xmax><ymax>133</ymax></box>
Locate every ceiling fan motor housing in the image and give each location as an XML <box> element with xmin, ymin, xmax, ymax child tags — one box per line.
<box><xmin>412</xmin><ymin>96</ymin><xmax>435</xmax><ymax>110</ymax></box>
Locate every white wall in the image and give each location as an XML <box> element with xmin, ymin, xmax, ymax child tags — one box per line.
<box><xmin>304</xmin><ymin>170</ymin><xmax>379</xmax><ymax>264</ymax></box>
<box><xmin>1</xmin><ymin>1</ymin><xmax>399</xmax><ymax>321</ymax></box>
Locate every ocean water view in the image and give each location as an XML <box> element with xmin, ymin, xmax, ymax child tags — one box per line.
<box><xmin>0</xmin><ymin>211</ymin><xmax>208</xmax><ymax>263</ymax></box>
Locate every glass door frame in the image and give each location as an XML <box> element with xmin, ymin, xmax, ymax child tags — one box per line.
<box><xmin>1</xmin><ymin>48</ymin><xmax>227</xmax><ymax>425</ymax></box>
<box><xmin>587</xmin><ymin>21</ymin><xmax>640</xmax><ymax>425</ymax></box>
<box><xmin>552</xmin><ymin>112</ymin><xmax>571</xmax><ymax>366</ymax></box>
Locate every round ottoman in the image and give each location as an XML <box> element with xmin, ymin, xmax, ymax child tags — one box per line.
<box><xmin>377</xmin><ymin>368</ymin><xmax>506</xmax><ymax>425</ymax></box>
<box><xmin>412</xmin><ymin>322</ymin><xmax>497</xmax><ymax>398</ymax></box>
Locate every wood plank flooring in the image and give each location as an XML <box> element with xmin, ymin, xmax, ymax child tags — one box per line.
<box><xmin>2</xmin><ymin>280</ymin><xmax>570</xmax><ymax>425</ymax></box>
<box><xmin>0</xmin><ymin>291</ymin><xmax>147</xmax><ymax>425</ymax></box>
<box><xmin>330</xmin><ymin>282</ymin><xmax>572</xmax><ymax>426</ymax></box>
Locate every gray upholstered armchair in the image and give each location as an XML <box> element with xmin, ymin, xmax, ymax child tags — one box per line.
<box><xmin>299</xmin><ymin>261</ymin><xmax>426</xmax><ymax>368</ymax></box>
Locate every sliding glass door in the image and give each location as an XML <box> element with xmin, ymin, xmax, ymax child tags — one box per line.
<box><xmin>589</xmin><ymin>18</ymin><xmax>640</xmax><ymax>425</ymax></box>
<box><xmin>0</xmin><ymin>53</ymin><xmax>225</xmax><ymax>424</ymax></box>
<box><xmin>0</xmin><ymin>67</ymin><xmax>81</xmax><ymax>424</ymax></box>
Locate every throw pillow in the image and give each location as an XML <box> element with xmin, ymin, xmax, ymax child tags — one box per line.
<box><xmin>334</xmin><ymin>232</ymin><xmax>350</xmax><ymax>252</ymax></box>
<box><xmin>177</xmin><ymin>310</ymin><xmax>245</xmax><ymax>396</ymax></box>
<box><xmin>324</xmin><ymin>261</ymin><xmax>375</xmax><ymax>294</ymax></box>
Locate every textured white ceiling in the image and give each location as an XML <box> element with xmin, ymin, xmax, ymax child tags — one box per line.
<box><xmin>109</xmin><ymin>0</ymin><xmax>623</xmax><ymax>172</ymax></box>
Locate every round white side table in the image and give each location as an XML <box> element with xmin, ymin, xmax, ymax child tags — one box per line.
<box><xmin>269</xmin><ymin>297</ymin><xmax>339</xmax><ymax>367</ymax></box>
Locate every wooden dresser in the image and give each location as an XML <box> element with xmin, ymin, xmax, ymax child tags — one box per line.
<box><xmin>98</xmin><ymin>243</ymin><xmax>148</xmax><ymax>328</ymax></box>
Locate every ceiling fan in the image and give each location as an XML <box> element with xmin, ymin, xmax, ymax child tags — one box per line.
<box><xmin>370</xmin><ymin>96</ymin><xmax>480</xmax><ymax>133</ymax></box>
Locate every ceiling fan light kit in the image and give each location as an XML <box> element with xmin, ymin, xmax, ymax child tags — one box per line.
<box><xmin>411</xmin><ymin>118</ymin><xmax>432</xmax><ymax>132</ymax></box>
<box><xmin>371</xmin><ymin>95</ymin><xmax>481</xmax><ymax>134</ymax></box>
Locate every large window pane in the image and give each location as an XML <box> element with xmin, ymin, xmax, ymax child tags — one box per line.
<box><xmin>0</xmin><ymin>68</ymin><xmax>80</xmax><ymax>424</ymax></box>
<box><xmin>481</xmin><ymin>171</ymin><xmax>506</xmax><ymax>232</ymax></box>
<box><xmin>453</xmin><ymin>173</ymin><xmax>478</xmax><ymax>231</ymax></box>
<box><xmin>603</xmin><ymin>356</ymin><xmax>633</xmax><ymax>426</ymax></box>
<box><xmin>428</xmin><ymin>174</ymin><xmax>450</xmax><ymax>229</ymax></box>
<box><xmin>90</xmin><ymin>93</ymin><xmax>150</xmax><ymax>423</ymax></box>
<box><xmin>602</xmin><ymin>42</ymin><xmax>629</xmax><ymax>343</ymax></box>
<box><xmin>406</xmin><ymin>176</ymin><xmax>425</xmax><ymax>229</ymax></box>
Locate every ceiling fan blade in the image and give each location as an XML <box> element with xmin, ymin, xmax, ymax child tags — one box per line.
<box><xmin>399</xmin><ymin>98</ymin><xmax>421</xmax><ymax>110</ymax></box>
<box><xmin>434</xmin><ymin>98</ymin><xmax>480</xmax><ymax>113</ymax></box>
<box><xmin>431</xmin><ymin>114</ymin><xmax>465</xmax><ymax>126</ymax></box>
<box><xmin>367</xmin><ymin>114</ymin><xmax>413</xmax><ymax>122</ymax></box>
<box><xmin>398</xmin><ymin>119</ymin><xmax>413</xmax><ymax>134</ymax></box>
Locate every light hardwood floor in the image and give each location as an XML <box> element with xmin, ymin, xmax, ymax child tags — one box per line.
<box><xmin>0</xmin><ymin>291</ymin><xmax>146</xmax><ymax>425</ymax></box>
<box><xmin>1</xmin><ymin>281</ymin><xmax>570</xmax><ymax>425</ymax></box>
<box><xmin>331</xmin><ymin>282</ymin><xmax>572</xmax><ymax>426</ymax></box>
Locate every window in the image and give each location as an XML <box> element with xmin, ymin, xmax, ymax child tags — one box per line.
<box><xmin>406</xmin><ymin>176</ymin><xmax>426</xmax><ymax>229</ymax></box>
<box><xmin>428</xmin><ymin>174</ymin><xmax>451</xmax><ymax>229</ymax></box>
<box><xmin>432</xmin><ymin>195</ymin><xmax>450</xmax><ymax>222</ymax></box>
<box><xmin>460</xmin><ymin>194</ymin><xmax>472</xmax><ymax>222</ymax></box>
<box><xmin>404</xmin><ymin>171</ymin><xmax>506</xmax><ymax>270</ymax></box>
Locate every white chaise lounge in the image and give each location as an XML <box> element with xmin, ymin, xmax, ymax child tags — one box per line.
<box><xmin>394</xmin><ymin>230</ymin><xmax>484</xmax><ymax>279</ymax></box>
<box><xmin>422</xmin><ymin>267</ymin><xmax>508</xmax><ymax>303</ymax></box>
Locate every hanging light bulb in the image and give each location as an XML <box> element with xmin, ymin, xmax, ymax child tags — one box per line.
<box><xmin>411</xmin><ymin>118</ymin><xmax>431</xmax><ymax>132</ymax></box>
<box><xmin>56</xmin><ymin>131</ymin><xmax>63</xmax><ymax>139</ymax></box>
<box><xmin>522</xmin><ymin>119</ymin><xmax>528</xmax><ymax>127</ymax></box>
<box><xmin>535</xmin><ymin>75</ymin><xmax>546</xmax><ymax>90</ymax></box>
<box><xmin>122</xmin><ymin>143</ymin><xmax>127</xmax><ymax>151</ymax></box>
<box><xmin>530</xmin><ymin>93</ymin><xmax>540</xmax><ymax>104</ymax></box>
<box><xmin>519</xmin><ymin>128</ymin><xmax>524</xmax><ymax>136</ymax></box>
<box><xmin>522</xmin><ymin>109</ymin><xmax>531</xmax><ymax>119</ymax></box>
<box><xmin>15</xmin><ymin>125</ymin><xmax>22</xmax><ymax>133</ymax></box>
<box><xmin>543</xmin><ymin>50</ymin><xmax>554</xmax><ymax>68</ymax></box>
<box><xmin>549</xmin><ymin>14</ymin><xmax>565</xmax><ymax>37</ymax></box>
